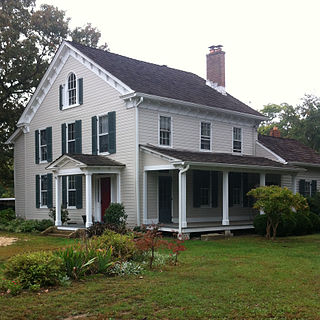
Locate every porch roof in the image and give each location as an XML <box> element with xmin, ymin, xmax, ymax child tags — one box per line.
<box><xmin>141</xmin><ymin>144</ymin><xmax>302</xmax><ymax>172</ymax></box>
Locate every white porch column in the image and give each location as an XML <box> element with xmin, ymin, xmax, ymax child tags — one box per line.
<box><xmin>55</xmin><ymin>175</ymin><xmax>62</xmax><ymax>226</ymax></box>
<box><xmin>259</xmin><ymin>172</ymin><xmax>266</xmax><ymax>215</ymax></box>
<box><xmin>85</xmin><ymin>173</ymin><xmax>93</xmax><ymax>228</ymax></box>
<box><xmin>179</xmin><ymin>166</ymin><xmax>189</xmax><ymax>234</ymax></box>
<box><xmin>291</xmin><ymin>174</ymin><xmax>297</xmax><ymax>194</ymax></box>
<box><xmin>117</xmin><ymin>173</ymin><xmax>121</xmax><ymax>203</ymax></box>
<box><xmin>222</xmin><ymin>170</ymin><xmax>229</xmax><ymax>225</ymax></box>
<box><xmin>143</xmin><ymin>170</ymin><xmax>147</xmax><ymax>225</ymax></box>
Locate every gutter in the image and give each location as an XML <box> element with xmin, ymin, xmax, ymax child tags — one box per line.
<box><xmin>121</xmin><ymin>92</ymin><xmax>267</xmax><ymax>122</ymax></box>
<box><xmin>288</xmin><ymin>161</ymin><xmax>320</xmax><ymax>168</ymax></box>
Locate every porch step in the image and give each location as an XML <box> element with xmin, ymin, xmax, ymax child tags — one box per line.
<box><xmin>48</xmin><ymin>232</ymin><xmax>74</xmax><ymax>238</ymax></box>
<box><xmin>41</xmin><ymin>226</ymin><xmax>85</xmax><ymax>238</ymax></box>
<box><xmin>201</xmin><ymin>232</ymin><xmax>234</xmax><ymax>241</ymax></box>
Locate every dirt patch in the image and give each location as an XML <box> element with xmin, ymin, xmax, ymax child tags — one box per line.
<box><xmin>0</xmin><ymin>237</ymin><xmax>18</xmax><ymax>247</ymax></box>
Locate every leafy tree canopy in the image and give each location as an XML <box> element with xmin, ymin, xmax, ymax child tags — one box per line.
<box><xmin>0</xmin><ymin>0</ymin><xmax>107</xmax><ymax>195</ymax></box>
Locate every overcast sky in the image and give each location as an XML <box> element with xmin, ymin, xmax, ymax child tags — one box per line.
<box><xmin>38</xmin><ymin>0</ymin><xmax>320</xmax><ymax>111</ymax></box>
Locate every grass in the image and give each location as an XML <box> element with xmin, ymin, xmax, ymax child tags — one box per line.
<box><xmin>0</xmin><ymin>232</ymin><xmax>320</xmax><ymax>319</ymax></box>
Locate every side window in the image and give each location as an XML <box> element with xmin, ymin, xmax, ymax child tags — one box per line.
<box><xmin>159</xmin><ymin>116</ymin><xmax>171</xmax><ymax>146</ymax></box>
<box><xmin>200</xmin><ymin>122</ymin><xmax>211</xmax><ymax>151</ymax></box>
<box><xmin>35</xmin><ymin>127</ymin><xmax>52</xmax><ymax>164</ymax></box>
<box><xmin>98</xmin><ymin>115</ymin><xmax>109</xmax><ymax>153</ymax></box>
<box><xmin>67</xmin><ymin>73</ymin><xmax>77</xmax><ymax>106</ymax></box>
<box><xmin>67</xmin><ymin>175</ymin><xmax>76</xmax><ymax>208</ymax></box>
<box><xmin>59</xmin><ymin>74</ymin><xmax>83</xmax><ymax>110</ymax></box>
<box><xmin>40</xmin><ymin>129</ymin><xmax>48</xmax><ymax>162</ymax></box>
<box><xmin>40</xmin><ymin>175</ymin><xmax>48</xmax><ymax>207</ymax></box>
<box><xmin>35</xmin><ymin>173</ymin><xmax>52</xmax><ymax>209</ymax></box>
<box><xmin>233</xmin><ymin>127</ymin><xmax>242</xmax><ymax>153</ymax></box>
<box><xmin>67</xmin><ymin>123</ymin><xmax>76</xmax><ymax>154</ymax></box>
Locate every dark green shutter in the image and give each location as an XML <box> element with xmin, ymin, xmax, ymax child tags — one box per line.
<box><xmin>108</xmin><ymin>111</ymin><xmax>116</xmax><ymax>154</ymax></box>
<box><xmin>75</xmin><ymin>120</ymin><xmax>82</xmax><ymax>154</ymax></box>
<box><xmin>75</xmin><ymin>175</ymin><xmax>83</xmax><ymax>209</ymax></box>
<box><xmin>35</xmin><ymin>130</ymin><xmax>39</xmax><ymax>164</ymax></box>
<box><xmin>92</xmin><ymin>116</ymin><xmax>98</xmax><ymax>155</ymax></box>
<box><xmin>211</xmin><ymin>171</ymin><xmax>218</xmax><ymax>208</ymax></box>
<box><xmin>78</xmin><ymin>78</ymin><xmax>83</xmax><ymax>105</ymax></box>
<box><xmin>62</xmin><ymin>176</ymin><xmax>67</xmax><ymax>208</ymax></box>
<box><xmin>46</xmin><ymin>127</ymin><xmax>52</xmax><ymax>162</ymax></box>
<box><xmin>61</xmin><ymin>123</ymin><xmax>66</xmax><ymax>154</ymax></box>
<box><xmin>299</xmin><ymin>179</ymin><xmax>306</xmax><ymax>196</ymax></box>
<box><xmin>35</xmin><ymin>175</ymin><xmax>40</xmax><ymax>208</ymax></box>
<box><xmin>47</xmin><ymin>173</ymin><xmax>53</xmax><ymax>208</ymax></box>
<box><xmin>193</xmin><ymin>170</ymin><xmax>201</xmax><ymax>208</ymax></box>
<box><xmin>59</xmin><ymin>85</ymin><xmax>63</xmax><ymax>110</ymax></box>
<box><xmin>243</xmin><ymin>173</ymin><xmax>249</xmax><ymax>207</ymax></box>
<box><xmin>311</xmin><ymin>180</ymin><xmax>317</xmax><ymax>196</ymax></box>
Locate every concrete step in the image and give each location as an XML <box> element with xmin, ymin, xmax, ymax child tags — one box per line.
<box><xmin>201</xmin><ymin>232</ymin><xmax>233</xmax><ymax>241</ymax></box>
<box><xmin>48</xmin><ymin>232</ymin><xmax>74</xmax><ymax>238</ymax></box>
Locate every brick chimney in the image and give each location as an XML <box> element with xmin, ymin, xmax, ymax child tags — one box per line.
<box><xmin>206</xmin><ymin>45</ymin><xmax>225</xmax><ymax>88</ymax></box>
<box><xmin>270</xmin><ymin>126</ymin><xmax>281</xmax><ymax>137</ymax></box>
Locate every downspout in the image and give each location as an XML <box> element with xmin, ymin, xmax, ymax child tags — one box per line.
<box><xmin>178</xmin><ymin>164</ymin><xmax>190</xmax><ymax>235</ymax></box>
<box><xmin>135</xmin><ymin>97</ymin><xmax>144</xmax><ymax>226</ymax></box>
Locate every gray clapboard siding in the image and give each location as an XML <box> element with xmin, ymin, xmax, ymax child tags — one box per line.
<box><xmin>282</xmin><ymin>169</ymin><xmax>320</xmax><ymax>192</ymax></box>
<box><xmin>255</xmin><ymin>143</ymin><xmax>280</xmax><ymax>161</ymax></box>
<box><xmin>22</xmin><ymin>56</ymin><xmax>136</xmax><ymax>225</ymax></box>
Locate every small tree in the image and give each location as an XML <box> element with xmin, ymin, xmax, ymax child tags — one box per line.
<box><xmin>103</xmin><ymin>203</ymin><xmax>127</xmax><ymax>232</ymax></box>
<box><xmin>248</xmin><ymin>186</ymin><xmax>309</xmax><ymax>240</ymax></box>
<box><xmin>167</xmin><ymin>238</ymin><xmax>186</xmax><ymax>265</ymax></box>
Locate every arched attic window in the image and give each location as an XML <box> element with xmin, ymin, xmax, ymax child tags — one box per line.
<box><xmin>67</xmin><ymin>72</ymin><xmax>77</xmax><ymax>106</ymax></box>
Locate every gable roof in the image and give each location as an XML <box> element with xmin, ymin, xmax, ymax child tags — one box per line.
<box><xmin>258</xmin><ymin>134</ymin><xmax>320</xmax><ymax>166</ymax></box>
<box><xmin>141</xmin><ymin>144</ymin><xmax>300</xmax><ymax>172</ymax></box>
<box><xmin>68</xmin><ymin>41</ymin><xmax>263</xmax><ymax>118</ymax></box>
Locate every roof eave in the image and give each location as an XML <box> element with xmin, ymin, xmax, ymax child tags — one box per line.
<box><xmin>288</xmin><ymin>161</ymin><xmax>320</xmax><ymax>168</ymax></box>
<box><xmin>121</xmin><ymin>92</ymin><xmax>267</xmax><ymax>121</ymax></box>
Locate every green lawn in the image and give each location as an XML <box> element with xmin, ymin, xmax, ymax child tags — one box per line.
<box><xmin>0</xmin><ymin>232</ymin><xmax>320</xmax><ymax>319</ymax></box>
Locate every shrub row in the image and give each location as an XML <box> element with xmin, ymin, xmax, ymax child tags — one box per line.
<box><xmin>254</xmin><ymin>211</ymin><xmax>320</xmax><ymax>237</ymax></box>
<box><xmin>0</xmin><ymin>218</ymin><xmax>53</xmax><ymax>233</ymax></box>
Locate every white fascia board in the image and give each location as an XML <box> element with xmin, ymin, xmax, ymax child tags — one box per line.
<box><xmin>140</xmin><ymin>145</ymin><xmax>180</xmax><ymax>163</ymax></box>
<box><xmin>256</xmin><ymin>141</ymin><xmax>287</xmax><ymax>164</ymax></box>
<box><xmin>46</xmin><ymin>154</ymin><xmax>85</xmax><ymax>170</ymax></box>
<box><xmin>6</xmin><ymin>128</ymin><xmax>23</xmax><ymax>144</ymax></box>
<box><xmin>17</xmin><ymin>41</ymin><xmax>134</xmax><ymax>128</ymax></box>
<box><xmin>121</xmin><ymin>92</ymin><xmax>267</xmax><ymax>122</ymax></box>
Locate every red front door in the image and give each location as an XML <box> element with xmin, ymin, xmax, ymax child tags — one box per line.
<box><xmin>101</xmin><ymin>177</ymin><xmax>111</xmax><ymax>220</ymax></box>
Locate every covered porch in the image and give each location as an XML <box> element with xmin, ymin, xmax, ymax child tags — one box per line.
<box><xmin>46</xmin><ymin>154</ymin><xmax>125</xmax><ymax>228</ymax></box>
<box><xmin>141</xmin><ymin>145</ymin><xmax>302</xmax><ymax>237</ymax></box>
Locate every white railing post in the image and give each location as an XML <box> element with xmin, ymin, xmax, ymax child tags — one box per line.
<box><xmin>85</xmin><ymin>173</ymin><xmax>93</xmax><ymax>227</ymax></box>
<box><xmin>222</xmin><ymin>170</ymin><xmax>229</xmax><ymax>225</ymax></box>
<box><xmin>55</xmin><ymin>175</ymin><xmax>62</xmax><ymax>226</ymax></box>
<box><xmin>143</xmin><ymin>171</ymin><xmax>147</xmax><ymax>224</ymax></box>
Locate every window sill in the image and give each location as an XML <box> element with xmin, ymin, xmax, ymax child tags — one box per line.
<box><xmin>200</xmin><ymin>148</ymin><xmax>212</xmax><ymax>152</ymax></box>
<box><xmin>67</xmin><ymin>206</ymin><xmax>77</xmax><ymax>210</ymax></box>
<box><xmin>62</xmin><ymin>103</ymin><xmax>81</xmax><ymax>111</ymax></box>
<box><xmin>39</xmin><ymin>160</ymin><xmax>48</xmax><ymax>164</ymax></box>
<box><xmin>158</xmin><ymin>144</ymin><xmax>173</xmax><ymax>149</ymax></box>
<box><xmin>98</xmin><ymin>151</ymin><xmax>110</xmax><ymax>156</ymax></box>
<box><xmin>40</xmin><ymin>205</ymin><xmax>48</xmax><ymax>209</ymax></box>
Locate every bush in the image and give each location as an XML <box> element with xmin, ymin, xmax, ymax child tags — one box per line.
<box><xmin>276</xmin><ymin>214</ymin><xmax>297</xmax><ymax>236</ymax></box>
<box><xmin>49</xmin><ymin>206</ymin><xmax>70</xmax><ymax>225</ymax></box>
<box><xmin>109</xmin><ymin>261</ymin><xmax>143</xmax><ymax>276</ymax></box>
<box><xmin>0</xmin><ymin>208</ymin><xmax>16</xmax><ymax>224</ymax></box>
<box><xmin>293</xmin><ymin>212</ymin><xmax>313</xmax><ymax>235</ymax></box>
<box><xmin>0</xmin><ymin>278</ymin><xmax>22</xmax><ymax>296</ymax></box>
<box><xmin>253</xmin><ymin>214</ymin><xmax>268</xmax><ymax>236</ymax></box>
<box><xmin>89</xmin><ymin>229</ymin><xmax>137</xmax><ymax>261</ymax></box>
<box><xmin>309</xmin><ymin>212</ymin><xmax>320</xmax><ymax>232</ymax></box>
<box><xmin>103</xmin><ymin>203</ymin><xmax>127</xmax><ymax>232</ymax></box>
<box><xmin>86</xmin><ymin>222</ymin><xmax>125</xmax><ymax>238</ymax></box>
<box><xmin>0</xmin><ymin>218</ymin><xmax>53</xmax><ymax>233</ymax></box>
<box><xmin>4</xmin><ymin>251</ymin><xmax>65</xmax><ymax>289</ymax></box>
<box><xmin>307</xmin><ymin>192</ymin><xmax>320</xmax><ymax>216</ymax></box>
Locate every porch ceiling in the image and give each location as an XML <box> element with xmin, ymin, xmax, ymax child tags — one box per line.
<box><xmin>141</xmin><ymin>144</ymin><xmax>302</xmax><ymax>173</ymax></box>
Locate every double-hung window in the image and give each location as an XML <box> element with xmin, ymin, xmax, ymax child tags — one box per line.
<box><xmin>39</xmin><ymin>129</ymin><xmax>48</xmax><ymax>162</ymax></box>
<box><xmin>67</xmin><ymin>123</ymin><xmax>76</xmax><ymax>153</ymax></box>
<box><xmin>233</xmin><ymin>127</ymin><xmax>242</xmax><ymax>153</ymax></box>
<box><xmin>59</xmin><ymin>73</ymin><xmax>83</xmax><ymax>110</ymax></box>
<box><xmin>200</xmin><ymin>122</ymin><xmax>211</xmax><ymax>151</ymax></box>
<box><xmin>159</xmin><ymin>116</ymin><xmax>171</xmax><ymax>146</ymax></box>
<box><xmin>40</xmin><ymin>175</ymin><xmax>48</xmax><ymax>207</ymax></box>
<box><xmin>67</xmin><ymin>73</ymin><xmax>77</xmax><ymax>106</ymax></box>
<box><xmin>98</xmin><ymin>115</ymin><xmax>109</xmax><ymax>153</ymax></box>
<box><xmin>67</xmin><ymin>175</ymin><xmax>76</xmax><ymax>208</ymax></box>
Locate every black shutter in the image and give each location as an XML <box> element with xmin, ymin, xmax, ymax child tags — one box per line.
<box><xmin>92</xmin><ymin>116</ymin><xmax>98</xmax><ymax>155</ymax></box>
<box><xmin>75</xmin><ymin>120</ymin><xmax>82</xmax><ymax>154</ymax></box>
<box><xmin>35</xmin><ymin>175</ymin><xmax>40</xmax><ymax>208</ymax></box>
<box><xmin>75</xmin><ymin>175</ymin><xmax>83</xmax><ymax>209</ymax></box>
<box><xmin>299</xmin><ymin>179</ymin><xmax>306</xmax><ymax>196</ymax></box>
<box><xmin>47</xmin><ymin>173</ymin><xmax>53</xmax><ymax>208</ymax></box>
<box><xmin>78</xmin><ymin>78</ymin><xmax>83</xmax><ymax>105</ymax></box>
<box><xmin>61</xmin><ymin>123</ymin><xmax>66</xmax><ymax>154</ymax></box>
<box><xmin>211</xmin><ymin>171</ymin><xmax>218</xmax><ymax>208</ymax></box>
<box><xmin>62</xmin><ymin>176</ymin><xmax>67</xmax><ymax>208</ymax></box>
<box><xmin>46</xmin><ymin>127</ymin><xmax>52</xmax><ymax>162</ymax></box>
<box><xmin>108</xmin><ymin>111</ymin><xmax>116</xmax><ymax>154</ymax></box>
<box><xmin>311</xmin><ymin>180</ymin><xmax>317</xmax><ymax>196</ymax></box>
<box><xmin>229</xmin><ymin>172</ymin><xmax>234</xmax><ymax>207</ymax></box>
<box><xmin>35</xmin><ymin>130</ymin><xmax>39</xmax><ymax>164</ymax></box>
<box><xmin>59</xmin><ymin>85</ymin><xmax>63</xmax><ymax>110</ymax></box>
<box><xmin>243</xmin><ymin>173</ymin><xmax>249</xmax><ymax>207</ymax></box>
<box><xmin>193</xmin><ymin>170</ymin><xmax>201</xmax><ymax>208</ymax></box>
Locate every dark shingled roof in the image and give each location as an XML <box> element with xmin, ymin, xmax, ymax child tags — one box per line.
<box><xmin>68</xmin><ymin>41</ymin><xmax>263</xmax><ymax>117</ymax></box>
<box><xmin>142</xmin><ymin>145</ymin><xmax>295</xmax><ymax>169</ymax></box>
<box><xmin>258</xmin><ymin>134</ymin><xmax>320</xmax><ymax>165</ymax></box>
<box><xmin>66</xmin><ymin>154</ymin><xmax>125</xmax><ymax>167</ymax></box>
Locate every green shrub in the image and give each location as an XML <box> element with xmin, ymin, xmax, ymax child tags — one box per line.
<box><xmin>292</xmin><ymin>212</ymin><xmax>313</xmax><ymax>235</ymax></box>
<box><xmin>109</xmin><ymin>261</ymin><xmax>143</xmax><ymax>276</ymax></box>
<box><xmin>4</xmin><ymin>251</ymin><xmax>65</xmax><ymax>289</ymax></box>
<box><xmin>308</xmin><ymin>212</ymin><xmax>320</xmax><ymax>233</ymax></box>
<box><xmin>276</xmin><ymin>214</ymin><xmax>297</xmax><ymax>236</ymax></box>
<box><xmin>253</xmin><ymin>214</ymin><xmax>267</xmax><ymax>236</ymax></box>
<box><xmin>89</xmin><ymin>229</ymin><xmax>137</xmax><ymax>261</ymax></box>
<box><xmin>0</xmin><ymin>208</ymin><xmax>16</xmax><ymax>224</ymax></box>
<box><xmin>0</xmin><ymin>218</ymin><xmax>54</xmax><ymax>233</ymax></box>
<box><xmin>103</xmin><ymin>203</ymin><xmax>127</xmax><ymax>231</ymax></box>
<box><xmin>48</xmin><ymin>206</ymin><xmax>70</xmax><ymax>225</ymax></box>
<box><xmin>0</xmin><ymin>278</ymin><xmax>22</xmax><ymax>296</ymax></box>
<box><xmin>307</xmin><ymin>192</ymin><xmax>320</xmax><ymax>216</ymax></box>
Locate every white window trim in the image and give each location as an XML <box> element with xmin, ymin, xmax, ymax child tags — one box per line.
<box><xmin>38</xmin><ymin>127</ymin><xmax>48</xmax><ymax>164</ymax></box>
<box><xmin>40</xmin><ymin>174</ymin><xmax>48</xmax><ymax>208</ymax></box>
<box><xmin>97</xmin><ymin>113</ymin><xmax>110</xmax><ymax>155</ymax></box>
<box><xmin>158</xmin><ymin>114</ymin><xmax>173</xmax><ymax>148</ymax></box>
<box><xmin>67</xmin><ymin>175</ymin><xmax>77</xmax><ymax>209</ymax></box>
<box><xmin>61</xmin><ymin>72</ymin><xmax>80</xmax><ymax>110</ymax></box>
<box><xmin>232</xmin><ymin>126</ymin><xmax>243</xmax><ymax>154</ymax></box>
<box><xmin>66</xmin><ymin>122</ymin><xmax>76</xmax><ymax>154</ymax></box>
<box><xmin>199</xmin><ymin>121</ymin><xmax>212</xmax><ymax>152</ymax></box>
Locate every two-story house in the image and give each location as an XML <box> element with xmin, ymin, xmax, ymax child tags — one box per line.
<box><xmin>7</xmin><ymin>42</ymin><xmax>320</xmax><ymax>238</ymax></box>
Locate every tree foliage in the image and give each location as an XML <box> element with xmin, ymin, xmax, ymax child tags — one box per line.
<box><xmin>0</xmin><ymin>0</ymin><xmax>107</xmax><ymax>194</ymax></box>
<box><xmin>248</xmin><ymin>186</ymin><xmax>309</xmax><ymax>240</ymax></box>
